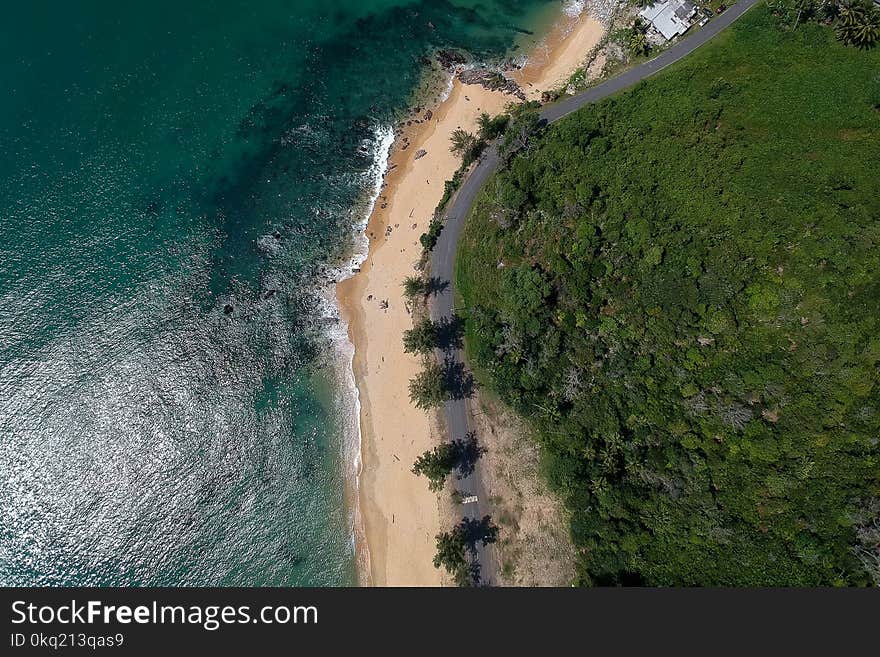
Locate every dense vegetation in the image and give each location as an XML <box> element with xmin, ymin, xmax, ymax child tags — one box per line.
<box><xmin>766</xmin><ymin>0</ymin><xmax>880</xmax><ymax>50</ymax></box>
<box><xmin>456</xmin><ymin>6</ymin><xmax>880</xmax><ymax>585</ymax></box>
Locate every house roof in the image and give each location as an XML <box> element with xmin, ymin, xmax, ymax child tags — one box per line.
<box><xmin>675</xmin><ymin>2</ymin><xmax>696</xmax><ymax>19</ymax></box>
<box><xmin>639</xmin><ymin>0</ymin><xmax>697</xmax><ymax>40</ymax></box>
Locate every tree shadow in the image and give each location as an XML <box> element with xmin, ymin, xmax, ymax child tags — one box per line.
<box><xmin>441</xmin><ymin>357</ymin><xmax>475</xmax><ymax>399</ymax></box>
<box><xmin>466</xmin><ymin>561</ymin><xmax>483</xmax><ymax>587</ymax></box>
<box><xmin>455</xmin><ymin>515</ymin><xmax>499</xmax><ymax>587</ymax></box>
<box><xmin>425</xmin><ymin>276</ymin><xmax>450</xmax><ymax>297</ymax></box>
<box><xmin>436</xmin><ymin>315</ymin><xmax>465</xmax><ymax>352</ymax></box>
<box><xmin>452</xmin><ymin>431</ymin><xmax>486</xmax><ymax>479</ymax></box>
<box><xmin>459</xmin><ymin>515</ymin><xmax>499</xmax><ymax>554</ymax></box>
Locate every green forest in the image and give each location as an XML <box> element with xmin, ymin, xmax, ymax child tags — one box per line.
<box><xmin>456</xmin><ymin>6</ymin><xmax>880</xmax><ymax>585</ymax></box>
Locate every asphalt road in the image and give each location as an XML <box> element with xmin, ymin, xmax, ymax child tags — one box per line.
<box><xmin>429</xmin><ymin>0</ymin><xmax>760</xmax><ymax>585</ymax></box>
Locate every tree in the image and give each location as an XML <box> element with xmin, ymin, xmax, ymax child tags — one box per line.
<box><xmin>408</xmin><ymin>359</ymin><xmax>447</xmax><ymax>409</ymax></box>
<box><xmin>851</xmin><ymin>497</ymin><xmax>880</xmax><ymax>586</ymax></box>
<box><xmin>404</xmin><ymin>316</ymin><xmax>464</xmax><ymax>355</ymax></box>
<box><xmin>403</xmin><ymin>276</ymin><xmax>427</xmax><ymax>300</ymax></box>
<box><xmin>403</xmin><ymin>317</ymin><xmax>439</xmax><ymax>355</ymax></box>
<box><xmin>402</xmin><ymin>275</ymin><xmax>427</xmax><ymax>300</ymax></box>
<box><xmin>501</xmin><ymin>110</ymin><xmax>542</xmax><ymax>156</ymax></box>
<box><xmin>820</xmin><ymin>0</ymin><xmax>841</xmax><ymax>22</ymax></box>
<box><xmin>455</xmin><ymin>9</ymin><xmax>880</xmax><ymax>585</ymax></box>
<box><xmin>433</xmin><ymin>528</ymin><xmax>472</xmax><ymax>585</ymax></box>
<box><xmin>836</xmin><ymin>0</ymin><xmax>880</xmax><ymax>48</ymax></box>
<box><xmin>412</xmin><ymin>442</ymin><xmax>459</xmax><ymax>491</ymax></box>
<box><xmin>628</xmin><ymin>18</ymin><xmax>651</xmax><ymax>57</ymax></box>
<box><xmin>450</xmin><ymin>129</ymin><xmax>477</xmax><ymax>157</ymax></box>
<box><xmin>420</xmin><ymin>217</ymin><xmax>443</xmax><ymax>252</ymax></box>
<box><xmin>412</xmin><ymin>432</ymin><xmax>486</xmax><ymax>491</ymax></box>
<box><xmin>433</xmin><ymin>515</ymin><xmax>500</xmax><ymax>586</ymax></box>
<box><xmin>477</xmin><ymin>112</ymin><xmax>510</xmax><ymax>141</ymax></box>
<box><xmin>403</xmin><ymin>275</ymin><xmax>448</xmax><ymax>300</ymax></box>
<box><xmin>408</xmin><ymin>357</ymin><xmax>475</xmax><ymax>409</ymax></box>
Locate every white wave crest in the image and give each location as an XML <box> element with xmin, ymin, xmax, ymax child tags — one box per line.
<box><xmin>318</xmin><ymin>121</ymin><xmax>395</xmax><ymax>585</ymax></box>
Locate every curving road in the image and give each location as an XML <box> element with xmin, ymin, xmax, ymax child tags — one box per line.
<box><xmin>429</xmin><ymin>0</ymin><xmax>760</xmax><ymax>585</ymax></box>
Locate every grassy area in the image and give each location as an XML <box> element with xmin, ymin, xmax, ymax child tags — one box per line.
<box><xmin>456</xmin><ymin>5</ymin><xmax>880</xmax><ymax>585</ymax></box>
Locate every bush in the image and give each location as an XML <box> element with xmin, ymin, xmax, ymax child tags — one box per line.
<box><xmin>419</xmin><ymin>216</ymin><xmax>444</xmax><ymax>252</ymax></box>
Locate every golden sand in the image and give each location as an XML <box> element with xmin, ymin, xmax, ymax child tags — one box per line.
<box><xmin>336</xmin><ymin>10</ymin><xmax>606</xmax><ymax>586</ymax></box>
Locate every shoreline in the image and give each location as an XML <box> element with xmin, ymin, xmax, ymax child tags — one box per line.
<box><xmin>336</xmin><ymin>6</ymin><xmax>608</xmax><ymax>586</ymax></box>
<box><xmin>511</xmin><ymin>9</ymin><xmax>606</xmax><ymax>99</ymax></box>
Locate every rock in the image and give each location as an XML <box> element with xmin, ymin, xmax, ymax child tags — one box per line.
<box><xmin>424</xmin><ymin>109</ymin><xmax>433</xmax><ymax>121</ymax></box>
<box><xmin>583</xmin><ymin>0</ymin><xmax>625</xmax><ymax>26</ymax></box>
<box><xmin>436</xmin><ymin>49</ymin><xmax>467</xmax><ymax>70</ymax></box>
<box><xmin>458</xmin><ymin>68</ymin><xmax>525</xmax><ymax>100</ymax></box>
<box><xmin>223</xmin><ymin>304</ymin><xmax>234</xmax><ymax>315</ymax></box>
<box><xmin>414</xmin><ymin>149</ymin><xmax>427</xmax><ymax>160</ymax></box>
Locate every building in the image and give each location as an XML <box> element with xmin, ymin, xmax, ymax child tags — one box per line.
<box><xmin>639</xmin><ymin>0</ymin><xmax>698</xmax><ymax>41</ymax></box>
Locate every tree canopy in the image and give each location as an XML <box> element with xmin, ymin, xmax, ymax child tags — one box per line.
<box><xmin>456</xmin><ymin>7</ymin><xmax>880</xmax><ymax>585</ymax></box>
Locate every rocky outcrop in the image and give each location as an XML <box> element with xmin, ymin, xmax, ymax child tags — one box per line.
<box><xmin>585</xmin><ymin>0</ymin><xmax>626</xmax><ymax>26</ymax></box>
<box><xmin>458</xmin><ymin>68</ymin><xmax>525</xmax><ymax>100</ymax></box>
<box><xmin>436</xmin><ymin>49</ymin><xmax>468</xmax><ymax>70</ymax></box>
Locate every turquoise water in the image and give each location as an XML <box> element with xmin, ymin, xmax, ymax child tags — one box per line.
<box><xmin>0</xmin><ymin>1</ymin><xmax>561</xmax><ymax>585</ymax></box>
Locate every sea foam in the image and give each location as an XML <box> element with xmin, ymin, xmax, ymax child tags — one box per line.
<box><xmin>318</xmin><ymin>122</ymin><xmax>394</xmax><ymax>584</ymax></box>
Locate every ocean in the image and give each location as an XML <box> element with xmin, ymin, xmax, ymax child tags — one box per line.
<box><xmin>0</xmin><ymin>0</ymin><xmax>562</xmax><ymax>586</ymax></box>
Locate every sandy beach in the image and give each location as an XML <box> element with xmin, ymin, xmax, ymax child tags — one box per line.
<box><xmin>336</xmin><ymin>8</ymin><xmax>607</xmax><ymax>586</ymax></box>
<box><xmin>512</xmin><ymin>12</ymin><xmax>606</xmax><ymax>100</ymax></box>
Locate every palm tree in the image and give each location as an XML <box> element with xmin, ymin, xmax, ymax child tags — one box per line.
<box><xmin>449</xmin><ymin>129</ymin><xmax>476</xmax><ymax>157</ymax></box>
<box><xmin>836</xmin><ymin>0</ymin><xmax>880</xmax><ymax>49</ymax></box>
<box><xmin>630</xmin><ymin>30</ymin><xmax>650</xmax><ymax>56</ymax></box>
<box><xmin>628</xmin><ymin>18</ymin><xmax>651</xmax><ymax>57</ymax></box>
<box><xmin>401</xmin><ymin>275</ymin><xmax>427</xmax><ymax>300</ymax></box>
<box><xmin>838</xmin><ymin>0</ymin><xmax>867</xmax><ymax>24</ymax></box>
